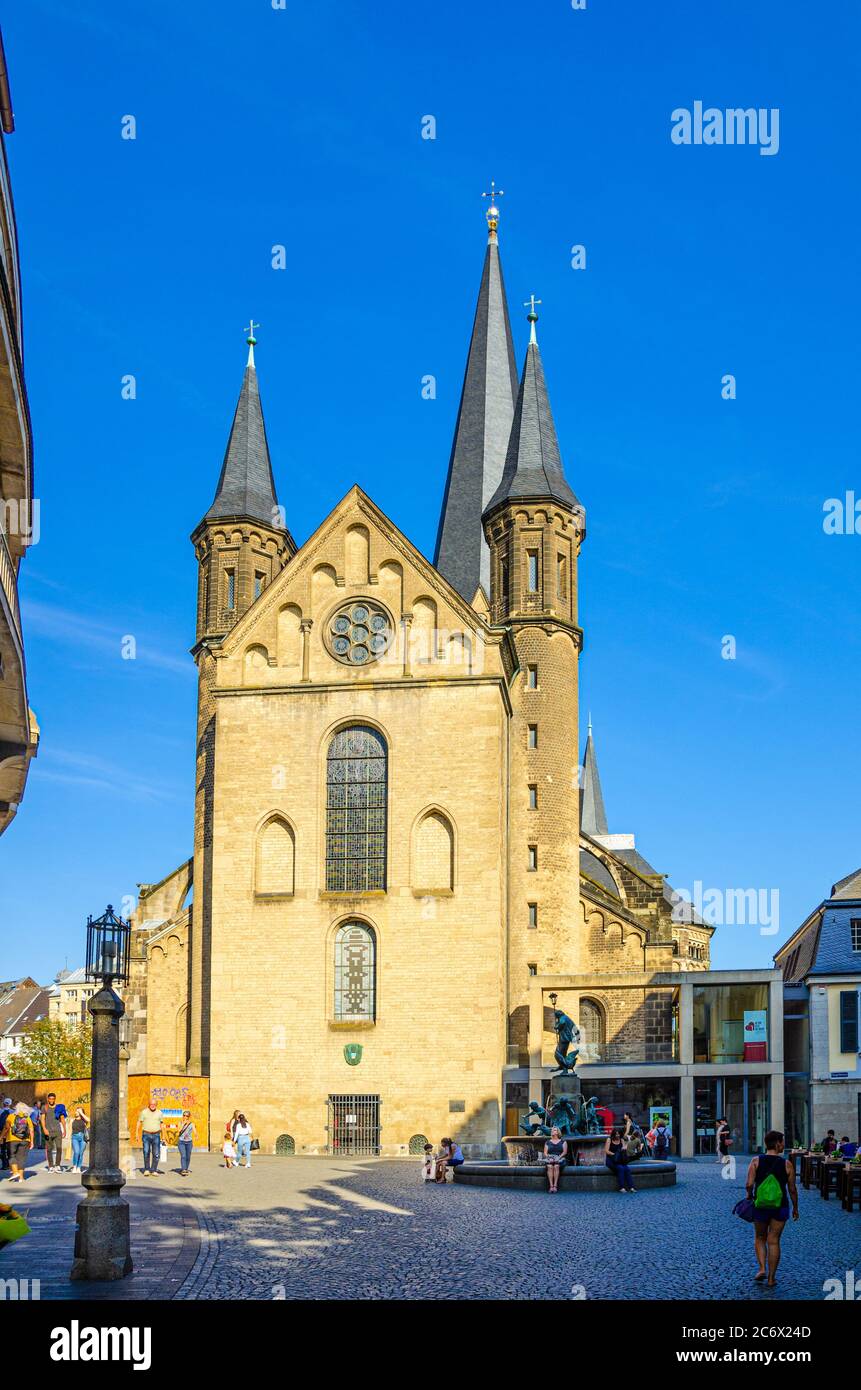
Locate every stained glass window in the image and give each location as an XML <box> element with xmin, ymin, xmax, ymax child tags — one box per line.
<box><xmin>325</xmin><ymin>725</ymin><xmax>387</xmax><ymax>893</ymax></box>
<box><xmin>334</xmin><ymin>922</ymin><xmax>376</xmax><ymax>1020</ymax></box>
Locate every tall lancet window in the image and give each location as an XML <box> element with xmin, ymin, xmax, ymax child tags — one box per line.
<box><xmin>334</xmin><ymin>922</ymin><xmax>377</xmax><ymax>1021</ymax></box>
<box><xmin>325</xmin><ymin>725</ymin><xmax>387</xmax><ymax>893</ymax></box>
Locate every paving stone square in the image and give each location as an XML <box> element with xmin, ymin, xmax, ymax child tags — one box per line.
<box><xmin>2</xmin><ymin>1151</ymin><xmax>859</xmax><ymax>1301</ymax></box>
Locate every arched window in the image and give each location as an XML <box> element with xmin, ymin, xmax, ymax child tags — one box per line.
<box><xmin>413</xmin><ymin>811</ymin><xmax>454</xmax><ymax>892</ymax></box>
<box><xmin>579</xmin><ymin>998</ymin><xmax>605</xmax><ymax>1047</ymax></box>
<box><xmin>325</xmin><ymin>725</ymin><xmax>387</xmax><ymax>893</ymax></box>
<box><xmin>255</xmin><ymin>816</ymin><xmax>295</xmax><ymax>895</ymax></box>
<box><xmin>334</xmin><ymin>922</ymin><xmax>377</xmax><ymax>1021</ymax></box>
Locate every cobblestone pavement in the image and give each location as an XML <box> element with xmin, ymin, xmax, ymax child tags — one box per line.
<box><xmin>0</xmin><ymin>1150</ymin><xmax>200</xmax><ymax>1299</ymax></box>
<box><xmin>3</xmin><ymin>1152</ymin><xmax>859</xmax><ymax>1300</ymax></box>
<box><xmin>177</xmin><ymin>1153</ymin><xmax>861</xmax><ymax>1301</ymax></box>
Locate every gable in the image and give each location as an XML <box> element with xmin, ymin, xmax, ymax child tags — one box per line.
<box><xmin>809</xmin><ymin>903</ymin><xmax>861</xmax><ymax>977</ymax></box>
<box><xmin>214</xmin><ymin>486</ymin><xmax>510</xmax><ymax>691</ymax></box>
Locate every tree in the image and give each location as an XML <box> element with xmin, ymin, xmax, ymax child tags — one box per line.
<box><xmin>8</xmin><ymin>1018</ymin><xmax>92</xmax><ymax>1080</ymax></box>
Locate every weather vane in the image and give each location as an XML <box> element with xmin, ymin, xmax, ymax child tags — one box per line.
<box><xmin>524</xmin><ymin>295</ymin><xmax>541</xmax><ymax>344</ymax></box>
<box><xmin>481</xmin><ymin>180</ymin><xmax>504</xmax><ymax>237</ymax></box>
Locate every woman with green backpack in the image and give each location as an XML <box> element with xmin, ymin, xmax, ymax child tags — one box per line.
<box><xmin>744</xmin><ymin>1130</ymin><xmax>799</xmax><ymax>1288</ymax></box>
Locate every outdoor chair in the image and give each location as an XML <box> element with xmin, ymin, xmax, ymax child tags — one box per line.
<box><xmin>820</xmin><ymin>1160</ymin><xmax>842</xmax><ymax>1200</ymax></box>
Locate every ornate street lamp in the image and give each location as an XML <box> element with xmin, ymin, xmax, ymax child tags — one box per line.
<box><xmin>70</xmin><ymin>905</ymin><xmax>133</xmax><ymax>1282</ymax></box>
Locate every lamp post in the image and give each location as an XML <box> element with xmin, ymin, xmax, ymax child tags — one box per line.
<box><xmin>118</xmin><ymin>1015</ymin><xmax>131</xmax><ymax>1171</ymax></box>
<box><xmin>70</xmin><ymin>905</ymin><xmax>133</xmax><ymax>1282</ymax></box>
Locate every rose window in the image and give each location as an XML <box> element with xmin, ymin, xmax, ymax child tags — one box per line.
<box><xmin>328</xmin><ymin>602</ymin><xmax>393</xmax><ymax>666</ymax></box>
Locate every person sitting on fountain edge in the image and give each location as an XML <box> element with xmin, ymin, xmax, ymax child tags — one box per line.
<box><xmin>605</xmin><ymin>1127</ymin><xmax>637</xmax><ymax>1193</ymax></box>
<box><xmin>542</xmin><ymin>1126</ymin><xmax>568</xmax><ymax>1194</ymax></box>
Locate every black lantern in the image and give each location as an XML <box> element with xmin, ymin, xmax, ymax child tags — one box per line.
<box><xmin>84</xmin><ymin>905</ymin><xmax>131</xmax><ymax>985</ymax></box>
<box><xmin>548</xmin><ymin>992</ymin><xmax>558</xmax><ymax>1010</ymax></box>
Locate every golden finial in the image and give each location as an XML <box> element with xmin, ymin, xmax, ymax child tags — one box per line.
<box><xmin>481</xmin><ymin>179</ymin><xmax>504</xmax><ymax>239</ymax></box>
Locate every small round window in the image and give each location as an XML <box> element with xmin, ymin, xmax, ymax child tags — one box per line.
<box><xmin>328</xmin><ymin>602</ymin><xmax>394</xmax><ymax>666</ymax></box>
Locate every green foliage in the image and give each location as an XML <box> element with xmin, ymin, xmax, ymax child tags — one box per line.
<box><xmin>7</xmin><ymin>1018</ymin><xmax>92</xmax><ymax>1080</ymax></box>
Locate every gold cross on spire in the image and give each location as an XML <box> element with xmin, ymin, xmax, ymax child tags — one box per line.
<box><xmin>524</xmin><ymin>295</ymin><xmax>541</xmax><ymax>344</ymax></box>
<box><xmin>244</xmin><ymin>319</ymin><xmax>259</xmax><ymax>367</ymax></box>
<box><xmin>481</xmin><ymin>180</ymin><xmax>504</xmax><ymax>238</ymax></box>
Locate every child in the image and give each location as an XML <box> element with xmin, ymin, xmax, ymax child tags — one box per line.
<box><xmin>421</xmin><ymin>1143</ymin><xmax>435</xmax><ymax>1182</ymax></box>
<box><xmin>222</xmin><ymin>1129</ymin><xmax>236</xmax><ymax>1169</ymax></box>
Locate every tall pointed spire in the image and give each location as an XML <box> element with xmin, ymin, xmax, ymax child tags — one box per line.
<box><xmin>434</xmin><ymin>188</ymin><xmax>519</xmax><ymax>603</ymax></box>
<box><xmin>205</xmin><ymin>326</ymin><xmax>279</xmax><ymax>524</ymax></box>
<box><xmin>580</xmin><ymin>721</ymin><xmax>608</xmax><ymax>837</ymax></box>
<box><xmin>484</xmin><ymin>303</ymin><xmax>580</xmax><ymax>518</ymax></box>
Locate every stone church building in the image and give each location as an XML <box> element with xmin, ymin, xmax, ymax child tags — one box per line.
<box><xmin>127</xmin><ymin>203</ymin><xmax>715</xmax><ymax>1156</ymax></box>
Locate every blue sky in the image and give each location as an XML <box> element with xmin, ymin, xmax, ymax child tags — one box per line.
<box><xmin>1</xmin><ymin>0</ymin><xmax>858</xmax><ymax>980</ymax></box>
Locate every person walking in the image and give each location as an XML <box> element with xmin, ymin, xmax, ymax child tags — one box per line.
<box><xmin>222</xmin><ymin>1129</ymin><xmax>236</xmax><ymax>1169</ymax></box>
<box><xmin>716</xmin><ymin>1116</ymin><xmax>733</xmax><ymax>1168</ymax></box>
<box><xmin>70</xmin><ymin>1107</ymin><xmax>89</xmax><ymax>1173</ymax></box>
<box><xmin>0</xmin><ymin>1098</ymin><xmax>12</xmax><ymax>1171</ymax></box>
<box><xmin>622</xmin><ymin>1112</ymin><xmax>645</xmax><ymax>1161</ymax></box>
<box><xmin>605</xmin><ymin>1127</ymin><xmax>636</xmax><ymax>1192</ymax></box>
<box><xmin>652</xmin><ymin>1120</ymin><xmax>671</xmax><ymax>1160</ymax></box>
<box><xmin>41</xmin><ymin>1093</ymin><xmax>67</xmax><ymax>1173</ymax></box>
<box><xmin>135</xmin><ymin>1099</ymin><xmax>164</xmax><ymax>1176</ymax></box>
<box><xmin>542</xmin><ymin>1126</ymin><xmax>568</xmax><ymax>1194</ymax></box>
<box><xmin>233</xmin><ymin>1114</ymin><xmax>253</xmax><ymax>1167</ymax></box>
<box><xmin>2</xmin><ymin>1103</ymin><xmax>34</xmax><ymax>1184</ymax></box>
<box><xmin>176</xmin><ymin>1112</ymin><xmax>196</xmax><ymax>1176</ymax></box>
<box><xmin>30</xmin><ymin>1101</ymin><xmax>43</xmax><ymax>1153</ymax></box>
<box><xmin>745</xmin><ymin>1129</ymin><xmax>798</xmax><ymax>1288</ymax></box>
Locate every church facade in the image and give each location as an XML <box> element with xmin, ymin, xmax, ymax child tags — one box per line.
<box><xmin>127</xmin><ymin>203</ymin><xmax>718</xmax><ymax>1157</ymax></box>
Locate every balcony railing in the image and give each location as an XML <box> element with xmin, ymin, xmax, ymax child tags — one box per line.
<box><xmin>0</xmin><ymin>523</ymin><xmax>21</xmax><ymax>646</ymax></box>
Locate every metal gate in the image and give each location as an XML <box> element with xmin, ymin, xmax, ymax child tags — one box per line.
<box><xmin>327</xmin><ymin>1094</ymin><xmax>380</xmax><ymax>1155</ymax></box>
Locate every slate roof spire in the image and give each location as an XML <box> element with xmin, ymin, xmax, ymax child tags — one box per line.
<box><xmin>484</xmin><ymin>302</ymin><xmax>580</xmax><ymax>518</ymax></box>
<box><xmin>580</xmin><ymin>717</ymin><xmax>609</xmax><ymax>837</ymax></box>
<box><xmin>434</xmin><ymin>191</ymin><xmax>519</xmax><ymax>603</ymax></box>
<box><xmin>205</xmin><ymin>326</ymin><xmax>280</xmax><ymax>524</ymax></box>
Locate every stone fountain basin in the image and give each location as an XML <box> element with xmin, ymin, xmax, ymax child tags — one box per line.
<box><xmin>453</xmin><ymin>1159</ymin><xmax>676</xmax><ymax>1191</ymax></box>
<box><xmin>503</xmin><ymin>1134</ymin><xmax>608</xmax><ymax>1167</ymax></box>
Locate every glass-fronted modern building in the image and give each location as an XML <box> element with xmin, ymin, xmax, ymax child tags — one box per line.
<box><xmin>505</xmin><ymin>968</ymin><xmax>785</xmax><ymax>1157</ymax></box>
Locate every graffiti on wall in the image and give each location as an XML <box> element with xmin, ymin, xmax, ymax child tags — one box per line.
<box><xmin>2</xmin><ymin>1074</ymin><xmax>210</xmax><ymax>1149</ymax></box>
<box><xmin>128</xmin><ymin>1075</ymin><xmax>209</xmax><ymax>1146</ymax></box>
